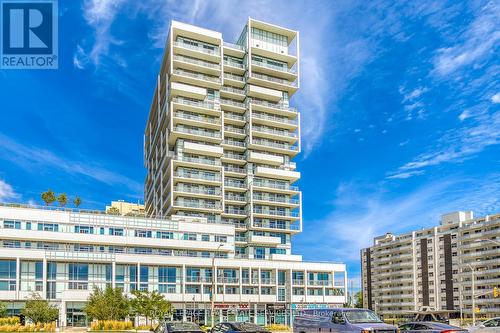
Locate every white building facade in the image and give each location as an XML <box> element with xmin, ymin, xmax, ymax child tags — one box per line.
<box><xmin>144</xmin><ymin>19</ymin><xmax>302</xmax><ymax>261</ymax></box>
<box><xmin>0</xmin><ymin>204</ymin><xmax>347</xmax><ymax>327</ymax></box>
<box><xmin>361</xmin><ymin>211</ymin><xmax>500</xmax><ymax>319</ymax></box>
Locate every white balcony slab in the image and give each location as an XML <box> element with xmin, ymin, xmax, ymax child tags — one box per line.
<box><xmin>246</xmin><ymin>84</ymin><xmax>282</xmax><ymax>101</ymax></box>
<box><xmin>249</xmin><ymin>234</ymin><xmax>282</xmax><ymax>245</ymax></box>
<box><xmin>170</xmin><ymin>82</ymin><xmax>207</xmax><ymax>99</ymax></box>
<box><xmin>255</xmin><ymin>166</ymin><xmax>300</xmax><ymax>181</ymax></box>
<box><xmin>248</xmin><ymin>151</ymin><xmax>283</xmax><ymax>165</ymax></box>
<box><xmin>270</xmin><ymin>253</ymin><xmax>302</xmax><ymax>261</ymax></box>
<box><xmin>183</xmin><ymin>141</ymin><xmax>223</xmax><ymax>157</ymax></box>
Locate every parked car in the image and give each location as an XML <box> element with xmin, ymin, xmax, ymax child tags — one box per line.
<box><xmin>468</xmin><ymin>318</ymin><xmax>500</xmax><ymax>333</ymax></box>
<box><xmin>293</xmin><ymin>308</ymin><xmax>398</xmax><ymax>333</ymax></box>
<box><xmin>211</xmin><ymin>322</ymin><xmax>270</xmax><ymax>333</ymax></box>
<box><xmin>399</xmin><ymin>322</ymin><xmax>467</xmax><ymax>333</ymax></box>
<box><xmin>155</xmin><ymin>321</ymin><xmax>205</xmax><ymax>333</ymax></box>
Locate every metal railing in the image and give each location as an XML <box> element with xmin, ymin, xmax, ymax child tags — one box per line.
<box><xmin>224</xmin><ymin>126</ymin><xmax>246</xmax><ymax>134</ymax></box>
<box><xmin>224</xmin><ymin>73</ymin><xmax>245</xmax><ymax>82</ymax></box>
<box><xmin>251</xmin><ymin>60</ymin><xmax>296</xmax><ymax>74</ymax></box>
<box><xmin>174</xmin><ymin>55</ymin><xmax>220</xmax><ymax>69</ymax></box>
<box><xmin>173</xmin><ymin>69</ymin><xmax>221</xmax><ymax>83</ymax></box>
<box><xmin>173</xmin><ymin>126</ymin><xmax>221</xmax><ymax>138</ymax></box>
<box><xmin>251</xmin><ymin>72</ymin><xmax>298</xmax><ymax>87</ymax></box>
<box><xmin>174</xmin><ymin>111</ymin><xmax>220</xmax><ymax>124</ymax></box>
<box><xmin>224</xmin><ymin>60</ymin><xmax>245</xmax><ymax>69</ymax></box>
<box><xmin>250</xmin><ymin>99</ymin><xmax>297</xmax><ymax>113</ymax></box>
<box><xmin>251</xmin><ymin>138</ymin><xmax>299</xmax><ymax>151</ymax></box>
<box><xmin>172</xmin><ymin>97</ymin><xmax>216</xmax><ymax>110</ymax></box>
<box><xmin>174</xmin><ymin>186</ymin><xmax>221</xmax><ymax>196</ymax></box>
<box><xmin>220</xmin><ymin>98</ymin><xmax>246</xmax><ymax>108</ymax></box>
<box><xmin>220</xmin><ymin>86</ymin><xmax>245</xmax><ymax>95</ymax></box>
<box><xmin>252</xmin><ymin>112</ymin><xmax>298</xmax><ymax>125</ymax></box>
<box><xmin>222</xmin><ymin>139</ymin><xmax>246</xmax><ymax>147</ymax></box>
<box><xmin>252</xmin><ymin>125</ymin><xmax>297</xmax><ymax>138</ymax></box>
<box><xmin>173</xmin><ymin>41</ymin><xmax>219</xmax><ymax>55</ymax></box>
<box><xmin>174</xmin><ymin>171</ymin><xmax>221</xmax><ymax>182</ymax></box>
<box><xmin>174</xmin><ymin>200</ymin><xmax>221</xmax><ymax>210</ymax></box>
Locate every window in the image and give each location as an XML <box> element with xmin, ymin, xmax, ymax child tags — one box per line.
<box><xmin>135</xmin><ymin>230</ymin><xmax>152</xmax><ymax>238</ymax></box>
<box><xmin>4</xmin><ymin>221</ymin><xmax>21</xmax><ymax>229</ymax></box>
<box><xmin>214</xmin><ymin>235</ymin><xmax>227</xmax><ymax>243</ymax></box>
<box><xmin>26</xmin><ymin>222</ymin><xmax>31</xmax><ymax>230</ymax></box>
<box><xmin>75</xmin><ymin>225</ymin><xmax>94</xmax><ymax>234</ymax></box>
<box><xmin>157</xmin><ymin>231</ymin><xmax>173</xmax><ymax>239</ymax></box>
<box><xmin>38</xmin><ymin>223</ymin><xmax>58</xmax><ymax>232</ymax></box>
<box><xmin>183</xmin><ymin>233</ymin><xmax>197</xmax><ymax>241</ymax></box>
<box><xmin>254</xmin><ymin>247</ymin><xmax>265</xmax><ymax>259</ymax></box>
<box><xmin>109</xmin><ymin>228</ymin><xmax>124</xmax><ymax>236</ymax></box>
<box><xmin>68</xmin><ymin>263</ymin><xmax>88</xmax><ymax>290</ymax></box>
<box><xmin>0</xmin><ymin>260</ymin><xmax>16</xmax><ymax>291</ymax></box>
<box><xmin>201</xmin><ymin>234</ymin><xmax>210</xmax><ymax>242</ymax></box>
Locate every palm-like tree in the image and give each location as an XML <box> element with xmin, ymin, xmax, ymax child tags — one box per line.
<box><xmin>73</xmin><ymin>196</ymin><xmax>82</xmax><ymax>208</ymax></box>
<box><xmin>57</xmin><ymin>193</ymin><xmax>68</xmax><ymax>207</ymax></box>
<box><xmin>41</xmin><ymin>190</ymin><xmax>56</xmax><ymax>206</ymax></box>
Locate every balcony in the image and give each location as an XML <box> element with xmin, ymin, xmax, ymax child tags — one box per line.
<box><xmin>222</xmin><ymin>152</ymin><xmax>246</xmax><ymax>162</ymax></box>
<box><xmin>252</xmin><ymin>194</ymin><xmax>300</xmax><ymax>207</ymax></box>
<box><xmin>173</xmin><ymin>155</ymin><xmax>221</xmax><ymax>170</ymax></box>
<box><xmin>248</xmin><ymin>234</ymin><xmax>281</xmax><ymax>245</ymax></box>
<box><xmin>224</xmin><ymin>165</ymin><xmax>246</xmax><ymax>175</ymax></box>
<box><xmin>172</xmin><ymin>97</ymin><xmax>219</xmax><ymax>116</ymax></box>
<box><xmin>173</xmin><ymin>111</ymin><xmax>220</xmax><ymax>130</ymax></box>
<box><xmin>223</xmin><ymin>42</ymin><xmax>245</xmax><ymax>57</ymax></box>
<box><xmin>170</xmin><ymin>126</ymin><xmax>222</xmax><ymax>144</ymax></box>
<box><xmin>250</xmin><ymin>99</ymin><xmax>297</xmax><ymax>117</ymax></box>
<box><xmin>173</xmin><ymin>200</ymin><xmax>222</xmax><ymax>211</ymax></box>
<box><xmin>222</xmin><ymin>139</ymin><xmax>246</xmax><ymax>151</ymax></box>
<box><xmin>173</xmin><ymin>54</ymin><xmax>220</xmax><ymax>76</ymax></box>
<box><xmin>255</xmin><ymin>166</ymin><xmax>300</xmax><ymax>181</ymax></box>
<box><xmin>224</xmin><ymin>112</ymin><xmax>246</xmax><ymax>125</ymax></box>
<box><xmin>223</xmin><ymin>73</ymin><xmax>245</xmax><ymax>88</ymax></box>
<box><xmin>250</xmin><ymin>138</ymin><xmax>299</xmax><ymax>155</ymax></box>
<box><xmin>224</xmin><ymin>180</ymin><xmax>246</xmax><ymax>189</ymax></box>
<box><xmin>252</xmin><ymin>125</ymin><xmax>298</xmax><ymax>143</ymax></box>
<box><xmin>246</xmin><ymin>84</ymin><xmax>282</xmax><ymax>102</ymax></box>
<box><xmin>251</xmin><ymin>60</ymin><xmax>297</xmax><ymax>80</ymax></box>
<box><xmin>252</xmin><ymin>180</ymin><xmax>299</xmax><ymax>193</ymax></box>
<box><xmin>172</xmin><ymin>69</ymin><xmax>221</xmax><ymax>89</ymax></box>
<box><xmin>224</xmin><ymin>125</ymin><xmax>246</xmax><ymax>139</ymax></box>
<box><xmin>220</xmin><ymin>98</ymin><xmax>246</xmax><ymax>112</ymax></box>
<box><xmin>223</xmin><ymin>60</ymin><xmax>245</xmax><ymax>74</ymax></box>
<box><xmin>174</xmin><ymin>186</ymin><xmax>221</xmax><ymax>198</ymax></box>
<box><xmin>183</xmin><ymin>141</ymin><xmax>223</xmax><ymax>157</ymax></box>
<box><xmin>170</xmin><ymin>82</ymin><xmax>207</xmax><ymax>100</ymax></box>
<box><xmin>174</xmin><ymin>171</ymin><xmax>221</xmax><ymax>184</ymax></box>
<box><xmin>248</xmin><ymin>72</ymin><xmax>298</xmax><ymax>95</ymax></box>
<box><xmin>252</xmin><ymin>220</ymin><xmax>300</xmax><ymax>232</ymax></box>
<box><xmin>173</xmin><ymin>40</ymin><xmax>220</xmax><ymax>62</ymax></box>
<box><xmin>220</xmin><ymin>86</ymin><xmax>245</xmax><ymax>100</ymax></box>
<box><xmin>252</xmin><ymin>112</ymin><xmax>298</xmax><ymax>130</ymax></box>
<box><xmin>253</xmin><ymin>208</ymin><xmax>299</xmax><ymax>219</ymax></box>
<box><xmin>225</xmin><ymin>194</ymin><xmax>247</xmax><ymax>202</ymax></box>
<box><xmin>247</xmin><ymin>151</ymin><xmax>283</xmax><ymax>165</ymax></box>
<box><xmin>224</xmin><ymin>207</ymin><xmax>247</xmax><ymax>216</ymax></box>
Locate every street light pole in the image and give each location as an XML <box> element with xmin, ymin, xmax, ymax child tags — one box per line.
<box><xmin>211</xmin><ymin>244</ymin><xmax>223</xmax><ymax>327</ymax></box>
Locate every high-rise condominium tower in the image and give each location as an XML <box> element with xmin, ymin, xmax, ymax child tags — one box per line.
<box><xmin>145</xmin><ymin>19</ymin><xmax>302</xmax><ymax>260</ymax></box>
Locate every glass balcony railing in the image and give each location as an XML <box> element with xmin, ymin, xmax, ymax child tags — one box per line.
<box><xmin>173</xmin><ymin>41</ymin><xmax>220</xmax><ymax>55</ymax></box>
<box><xmin>174</xmin><ymin>200</ymin><xmax>221</xmax><ymax>210</ymax></box>
<box><xmin>221</xmin><ymin>86</ymin><xmax>245</xmax><ymax>95</ymax></box>
<box><xmin>251</xmin><ymin>60</ymin><xmax>296</xmax><ymax>74</ymax></box>
<box><xmin>174</xmin><ymin>186</ymin><xmax>221</xmax><ymax>196</ymax></box>
<box><xmin>173</xmin><ymin>55</ymin><xmax>220</xmax><ymax>69</ymax></box>
<box><xmin>224</xmin><ymin>180</ymin><xmax>246</xmax><ymax>188</ymax></box>
<box><xmin>224</xmin><ymin>113</ymin><xmax>245</xmax><ymax>121</ymax></box>
<box><xmin>250</xmin><ymin>99</ymin><xmax>297</xmax><ymax>113</ymax></box>
<box><xmin>251</xmin><ymin>138</ymin><xmax>299</xmax><ymax>151</ymax></box>
<box><xmin>252</xmin><ymin>125</ymin><xmax>297</xmax><ymax>138</ymax></box>
<box><xmin>175</xmin><ymin>155</ymin><xmax>221</xmax><ymax>166</ymax></box>
<box><xmin>223</xmin><ymin>152</ymin><xmax>246</xmax><ymax>160</ymax></box>
<box><xmin>174</xmin><ymin>112</ymin><xmax>220</xmax><ymax>124</ymax></box>
<box><xmin>173</xmin><ymin>126</ymin><xmax>221</xmax><ymax>139</ymax></box>
<box><xmin>225</xmin><ymin>194</ymin><xmax>246</xmax><ymax>201</ymax></box>
<box><xmin>224</xmin><ymin>73</ymin><xmax>245</xmax><ymax>82</ymax></box>
<box><xmin>224</xmin><ymin>60</ymin><xmax>245</xmax><ymax>69</ymax></box>
<box><xmin>220</xmin><ymin>98</ymin><xmax>246</xmax><ymax>108</ymax></box>
<box><xmin>224</xmin><ymin>126</ymin><xmax>246</xmax><ymax>135</ymax></box>
<box><xmin>222</xmin><ymin>139</ymin><xmax>246</xmax><ymax>147</ymax></box>
<box><xmin>253</xmin><ymin>180</ymin><xmax>299</xmax><ymax>191</ymax></box>
<box><xmin>253</xmin><ymin>220</ymin><xmax>300</xmax><ymax>231</ymax></box>
<box><xmin>251</xmin><ymin>72</ymin><xmax>298</xmax><ymax>87</ymax></box>
<box><xmin>172</xmin><ymin>97</ymin><xmax>216</xmax><ymax>110</ymax></box>
<box><xmin>252</xmin><ymin>195</ymin><xmax>299</xmax><ymax>204</ymax></box>
<box><xmin>224</xmin><ymin>166</ymin><xmax>246</xmax><ymax>174</ymax></box>
<box><xmin>173</xmin><ymin>69</ymin><xmax>221</xmax><ymax>83</ymax></box>
<box><xmin>253</xmin><ymin>208</ymin><xmax>299</xmax><ymax>217</ymax></box>
<box><xmin>224</xmin><ymin>208</ymin><xmax>246</xmax><ymax>215</ymax></box>
<box><xmin>252</xmin><ymin>112</ymin><xmax>298</xmax><ymax>125</ymax></box>
<box><xmin>174</xmin><ymin>171</ymin><xmax>221</xmax><ymax>182</ymax></box>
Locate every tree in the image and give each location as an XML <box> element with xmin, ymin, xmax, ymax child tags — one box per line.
<box><xmin>22</xmin><ymin>293</ymin><xmax>59</xmax><ymax>323</ymax></box>
<box><xmin>130</xmin><ymin>290</ymin><xmax>171</xmax><ymax>325</ymax></box>
<box><xmin>354</xmin><ymin>291</ymin><xmax>363</xmax><ymax>308</ymax></box>
<box><xmin>0</xmin><ymin>301</ymin><xmax>7</xmax><ymax>317</ymax></box>
<box><xmin>57</xmin><ymin>193</ymin><xmax>68</xmax><ymax>207</ymax></box>
<box><xmin>41</xmin><ymin>190</ymin><xmax>56</xmax><ymax>206</ymax></box>
<box><xmin>84</xmin><ymin>286</ymin><xmax>130</xmax><ymax>321</ymax></box>
<box><xmin>73</xmin><ymin>196</ymin><xmax>82</xmax><ymax>208</ymax></box>
<box><xmin>107</xmin><ymin>207</ymin><xmax>120</xmax><ymax>215</ymax></box>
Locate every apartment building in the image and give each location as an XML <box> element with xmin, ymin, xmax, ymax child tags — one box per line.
<box><xmin>0</xmin><ymin>204</ymin><xmax>346</xmax><ymax>327</ymax></box>
<box><xmin>144</xmin><ymin>19</ymin><xmax>301</xmax><ymax>260</ymax></box>
<box><xmin>105</xmin><ymin>201</ymin><xmax>145</xmax><ymax>216</ymax></box>
<box><xmin>361</xmin><ymin>211</ymin><xmax>500</xmax><ymax>319</ymax></box>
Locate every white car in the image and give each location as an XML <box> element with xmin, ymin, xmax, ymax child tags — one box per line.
<box><xmin>469</xmin><ymin>318</ymin><xmax>500</xmax><ymax>333</ymax></box>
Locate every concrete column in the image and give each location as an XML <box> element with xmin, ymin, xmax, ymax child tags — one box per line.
<box><xmin>253</xmin><ymin>303</ymin><xmax>257</xmax><ymax>324</ymax></box>
<box><xmin>42</xmin><ymin>258</ymin><xmax>48</xmax><ymax>299</ymax></box>
<box><xmin>182</xmin><ymin>302</ymin><xmax>186</xmax><ymax>321</ymax></box>
<box><xmin>60</xmin><ymin>300</ymin><xmax>66</xmax><ymax>328</ymax></box>
<box><xmin>112</xmin><ymin>261</ymin><xmax>116</xmax><ymax>288</ymax></box>
<box><xmin>15</xmin><ymin>257</ymin><xmax>20</xmax><ymax>299</ymax></box>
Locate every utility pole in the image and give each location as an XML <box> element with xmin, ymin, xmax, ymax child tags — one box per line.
<box><xmin>211</xmin><ymin>244</ymin><xmax>223</xmax><ymax>327</ymax></box>
<box><xmin>467</xmin><ymin>264</ymin><xmax>476</xmax><ymax>326</ymax></box>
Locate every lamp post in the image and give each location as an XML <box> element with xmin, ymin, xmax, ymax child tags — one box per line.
<box><xmin>211</xmin><ymin>244</ymin><xmax>224</xmax><ymax>327</ymax></box>
<box><xmin>466</xmin><ymin>264</ymin><xmax>476</xmax><ymax>326</ymax></box>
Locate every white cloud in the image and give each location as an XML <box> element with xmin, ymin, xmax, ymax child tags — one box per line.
<box><xmin>433</xmin><ymin>2</ymin><xmax>499</xmax><ymax>76</ymax></box>
<box><xmin>389</xmin><ymin>109</ymin><xmax>500</xmax><ymax>179</ymax></box>
<box><xmin>0</xmin><ymin>134</ymin><xmax>142</xmax><ymax>194</ymax></box>
<box><xmin>0</xmin><ymin>179</ymin><xmax>18</xmax><ymax>202</ymax></box>
<box><xmin>74</xmin><ymin>0</ymin><xmax>126</xmax><ymax>68</ymax></box>
<box><xmin>297</xmin><ymin>175</ymin><xmax>500</xmax><ymax>266</ymax></box>
<box><xmin>459</xmin><ymin>110</ymin><xmax>470</xmax><ymax>121</ymax></box>
<box><xmin>492</xmin><ymin>93</ymin><xmax>500</xmax><ymax>104</ymax></box>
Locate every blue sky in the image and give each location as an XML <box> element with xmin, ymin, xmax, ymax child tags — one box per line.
<box><xmin>0</xmin><ymin>0</ymin><xmax>499</xmax><ymax>288</ymax></box>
